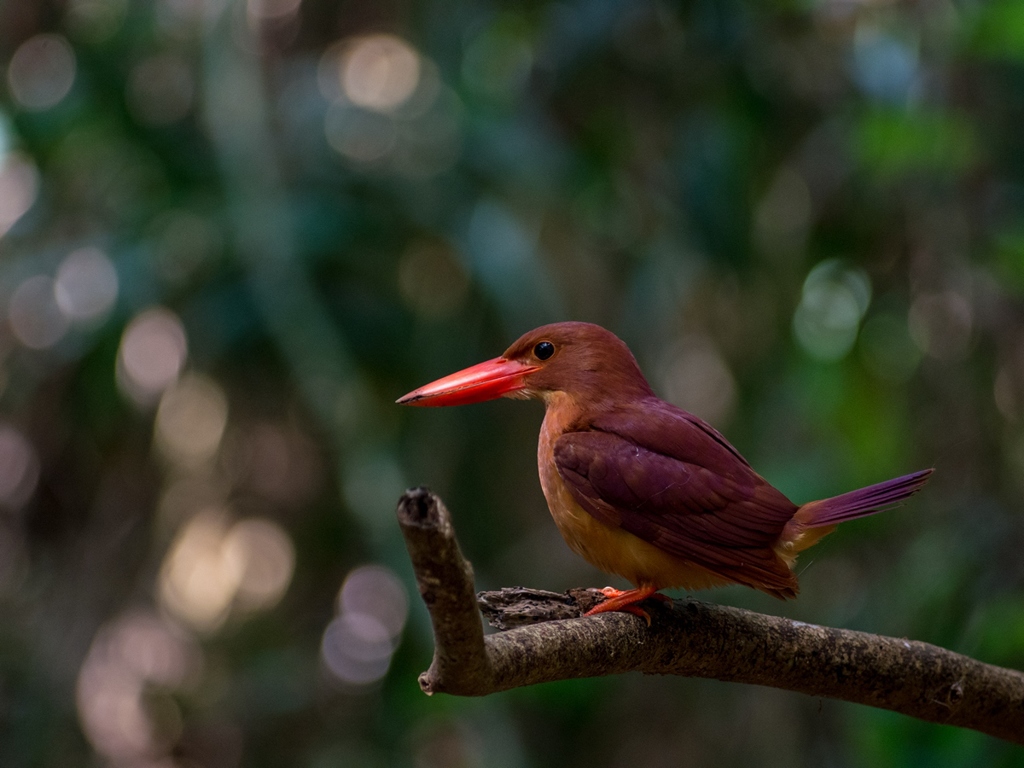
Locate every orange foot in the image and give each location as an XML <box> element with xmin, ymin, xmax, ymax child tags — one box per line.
<box><xmin>583</xmin><ymin>586</ymin><xmax>671</xmax><ymax>625</ymax></box>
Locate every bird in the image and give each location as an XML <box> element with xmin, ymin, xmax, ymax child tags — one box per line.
<box><xmin>397</xmin><ymin>321</ymin><xmax>932</xmax><ymax>620</ymax></box>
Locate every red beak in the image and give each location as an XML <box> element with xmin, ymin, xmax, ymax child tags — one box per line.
<box><xmin>396</xmin><ymin>357</ymin><xmax>540</xmax><ymax>407</ymax></box>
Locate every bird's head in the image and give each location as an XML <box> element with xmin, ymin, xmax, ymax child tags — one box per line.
<box><xmin>397</xmin><ymin>321</ymin><xmax>654</xmax><ymax>407</ymax></box>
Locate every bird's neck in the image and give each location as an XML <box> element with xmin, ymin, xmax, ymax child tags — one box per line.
<box><xmin>539</xmin><ymin>390</ymin><xmax>585</xmax><ymax>433</ymax></box>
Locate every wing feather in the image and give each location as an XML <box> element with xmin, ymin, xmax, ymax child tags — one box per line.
<box><xmin>553</xmin><ymin>401</ymin><xmax>799</xmax><ymax>589</ymax></box>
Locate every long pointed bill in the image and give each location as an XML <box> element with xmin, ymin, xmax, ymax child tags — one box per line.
<box><xmin>396</xmin><ymin>357</ymin><xmax>540</xmax><ymax>407</ymax></box>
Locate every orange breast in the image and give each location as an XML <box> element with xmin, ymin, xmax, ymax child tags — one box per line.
<box><xmin>536</xmin><ymin>393</ymin><xmax>735</xmax><ymax>592</ymax></box>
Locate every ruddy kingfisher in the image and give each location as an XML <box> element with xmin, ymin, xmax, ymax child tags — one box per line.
<box><xmin>398</xmin><ymin>322</ymin><xmax>932</xmax><ymax>619</ymax></box>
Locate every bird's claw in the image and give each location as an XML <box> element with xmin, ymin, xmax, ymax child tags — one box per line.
<box><xmin>583</xmin><ymin>585</ymin><xmax>666</xmax><ymax>625</ymax></box>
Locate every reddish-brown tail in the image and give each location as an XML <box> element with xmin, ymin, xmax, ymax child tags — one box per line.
<box><xmin>775</xmin><ymin>467</ymin><xmax>933</xmax><ymax>584</ymax></box>
<box><xmin>799</xmin><ymin>468</ymin><xmax>933</xmax><ymax>528</ymax></box>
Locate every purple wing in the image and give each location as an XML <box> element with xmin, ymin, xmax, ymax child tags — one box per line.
<box><xmin>590</xmin><ymin>399</ymin><xmax>756</xmax><ymax>480</ymax></box>
<box><xmin>553</xmin><ymin>400</ymin><xmax>799</xmax><ymax>588</ymax></box>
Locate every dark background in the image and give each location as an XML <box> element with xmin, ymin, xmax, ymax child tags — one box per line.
<box><xmin>0</xmin><ymin>0</ymin><xmax>1022</xmax><ymax>765</ymax></box>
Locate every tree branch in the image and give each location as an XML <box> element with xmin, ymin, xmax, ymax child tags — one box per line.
<box><xmin>397</xmin><ymin>487</ymin><xmax>1024</xmax><ymax>745</ymax></box>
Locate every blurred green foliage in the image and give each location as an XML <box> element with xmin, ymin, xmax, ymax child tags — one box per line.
<box><xmin>0</xmin><ymin>0</ymin><xmax>1023</xmax><ymax>765</ymax></box>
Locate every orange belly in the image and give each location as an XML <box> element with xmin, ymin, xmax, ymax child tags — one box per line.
<box><xmin>536</xmin><ymin>393</ymin><xmax>735</xmax><ymax>592</ymax></box>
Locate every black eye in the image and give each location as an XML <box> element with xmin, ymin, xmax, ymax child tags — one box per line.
<box><xmin>534</xmin><ymin>341</ymin><xmax>555</xmax><ymax>360</ymax></box>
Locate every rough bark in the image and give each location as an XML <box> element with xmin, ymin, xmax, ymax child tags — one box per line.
<box><xmin>397</xmin><ymin>487</ymin><xmax>1024</xmax><ymax>745</ymax></box>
